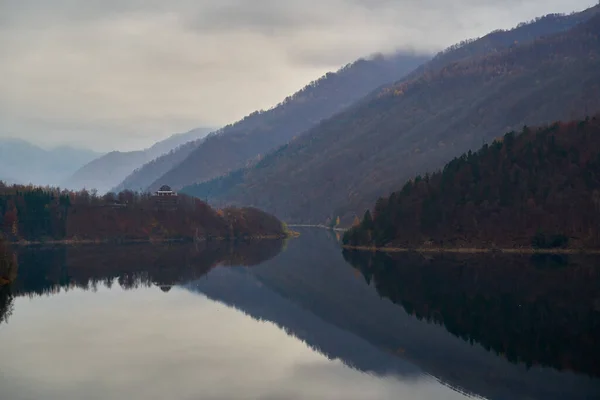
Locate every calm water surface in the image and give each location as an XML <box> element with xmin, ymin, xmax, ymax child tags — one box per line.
<box><xmin>1</xmin><ymin>229</ymin><xmax>599</xmax><ymax>400</ymax></box>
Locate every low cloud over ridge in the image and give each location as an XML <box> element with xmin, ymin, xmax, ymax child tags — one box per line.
<box><xmin>0</xmin><ymin>0</ymin><xmax>594</xmax><ymax>150</ymax></box>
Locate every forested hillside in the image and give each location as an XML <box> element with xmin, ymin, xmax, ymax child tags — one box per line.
<box><xmin>64</xmin><ymin>127</ymin><xmax>213</xmax><ymax>194</ymax></box>
<box><xmin>343</xmin><ymin>116</ymin><xmax>600</xmax><ymax>249</ymax></box>
<box><xmin>116</xmin><ymin>52</ymin><xmax>430</xmax><ymax>193</ymax></box>
<box><xmin>0</xmin><ymin>183</ymin><xmax>286</xmax><ymax>243</ymax></box>
<box><xmin>183</xmin><ymin>9</ymin><xmax>600</xmax><ymax>225</ymax></box>
<box><xmin>407</xmin><ymin>6</ymin><xmax>600</xmax><ymax>80</ymax></box>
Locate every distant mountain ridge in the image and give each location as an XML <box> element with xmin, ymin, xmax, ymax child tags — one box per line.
<box><xmin>64</xmin><ymin>127</ymin><xmax>214</xmax><ymax>194</ymax></box>
<box><xmin>182</xmin><ymin>5</ymin><xmax>600</xmax><ymax>225</ymax></box>
<box><xmin>0</xmin><ymin>138</ymin><xmax>100</xmax><ymax>187</ymax></box>
<box><xmin>407</xmin><ymin>6</ymin><xmax>600</xmax><ymax>80</ymax></box>
<box><xmin>115</xmin><ymin>52</ymin><xmax>431</xmax><ymax>193</ymax></box>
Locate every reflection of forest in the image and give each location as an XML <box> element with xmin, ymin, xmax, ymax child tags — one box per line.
<box><xmin>0</xmin><ymin>240</ymin><xmax>17</xmax><ymax>326</ymax></box>
<box><xmin>0</xmin><ymin>285</ymin><xmax>13</xmax><ymax>324</ymax></box>
<box><xmin>343</xmin><ymin>250</ymin><xmax>600</xmax><ymax>377</ymax></box>
<box><xmin>18</xmin><ymin>240</ymin><xmax>283</xmax><ymax>296</ymax></box>
<box><xmin>0</xmin><ymin>239</ymin><xmax>283</xmax><ymax>323</ymax></box>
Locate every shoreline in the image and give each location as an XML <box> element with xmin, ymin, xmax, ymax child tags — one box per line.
<box><xmin>342</xmin><ymin>245</ymin><xmax>600</xmax><ymax>255</ymax></box>
<box><xmin>9</xmin><ymin>233</ymin><xmax>298</xmax><ymax>247</ymax></box>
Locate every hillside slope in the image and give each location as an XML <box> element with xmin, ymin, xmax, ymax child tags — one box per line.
<box><xmin>112</xmin><ymin>134</ymin><xmax>211</xmax><ymax>193</ymax></box>
<box><xmin>183</xmin><ymin>9</ymin><xmax>600</xmax><ymax>225</ymax></box>
<box><xmin>64</xmin><ymin>127</ymin><xmax>213</xmax><ymax>194</ymax></box>
<box><xmin>343</xmin><ymin>116</ymin><xmax>600</xmax><ymax>249</ymax></box>
<box><xmin>132</xmin><ymin>52</ymin><xmax>431</xmax><ymax>192</ymax></box>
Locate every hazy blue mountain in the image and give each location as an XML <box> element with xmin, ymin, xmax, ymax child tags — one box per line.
<box><xmin>0</xmin><ymin>138</ymin><xmax>101</xmax><ymax>187</ymax></box>
<box><xmin>64</xmin><ymin>127</ymin><xmax>214</xmax><ymax>194</ymax></box>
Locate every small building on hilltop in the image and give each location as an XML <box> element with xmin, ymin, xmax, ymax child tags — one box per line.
<box><xmin>155</xmin><ymin>185</ymin><xmax>177</xmax><ymax>197</ymax></box>
<box><xmin>153</xmin><ymin>185</ymin><xmax>178</xmax><ymax>210</ymax></box>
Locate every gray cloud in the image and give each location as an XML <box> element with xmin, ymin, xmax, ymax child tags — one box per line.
<box><xmin>0</xmin><ymin>0</ymin><xmax>595</xmax><ymax>151</ymax></box>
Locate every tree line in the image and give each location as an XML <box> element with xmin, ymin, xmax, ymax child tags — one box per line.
<box><xmin>0</xmin><ymin>184</ymin><xmax>287</xmax><ymax>243</ymax></box>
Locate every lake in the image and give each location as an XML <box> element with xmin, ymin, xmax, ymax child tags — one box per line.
<box><xmin>1</xmin><ymin>228</ymin><xmax>600</xmax><ymax>400</ymax></box>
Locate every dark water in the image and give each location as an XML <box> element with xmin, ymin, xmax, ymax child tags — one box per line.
<box><xmin>1</xmin><ymin>229</ymin><xmax>600</xmax><ymax>400</ymax></box>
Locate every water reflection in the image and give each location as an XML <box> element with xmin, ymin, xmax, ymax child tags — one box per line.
<box><xmin>0</xmin><ymin>284</ymin><xmax>14</xmax><ymax>324</ymax></box>
<box><xmin>1</xmin><ymin>230</ymin><xmax>600</xmax><ymax>400</ymax></box>
<box><xmin>1</xmin><ymin>284</ymin><xmax>470</xmax><ymax>400</ymax></box>
<box><xmin>200</xmin><ymin>230</ymin><xmax>600</xmax><ymax>400</ymax></box>
<box><xmin>0</xmin><ymin>237</ymin><xmax>472</xmax><ymax>400</ymax></box>
<box><xmin>10</xmin><ymin>239</ymin><xmax>284</xmax><ymax>297</ymax></box>
<box><xmin>0</xmin><ymin>240</ymin><xmax>283</xmax><ymax>326</ymax></box>
<box><xmin>342</xmin><ymin>249</ymin><xmax>600</xmax><ymax>377</ymax></box>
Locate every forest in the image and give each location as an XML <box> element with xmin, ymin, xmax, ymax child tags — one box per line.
<box><xmin>0</xmin><ymin>183</ymin><xmax>288</xmax><ymax>243</ymax></box>
<box><xmin>343</xmin><ymin>116</ymin><xmax>600</xmax><ymax>249</ymax></box>
<box><xmin>342</xmin><ymin>250</ymin><xmax>600</xmax><ymax>377</ymax></box>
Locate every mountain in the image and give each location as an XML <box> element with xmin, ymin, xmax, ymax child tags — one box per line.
<box><xmin>0</xmin><ymin>138</ymin><xmax>100</xmax><ymax>187</ymax></box>
<box><xmin>182</xmin><ymin>6</ymin><xmax>600</xmax><ymax>225</ymax></box>
<box><xmin>405</xmin><ymin>6</ymin><xmax>600</xmax><ymax>80</ymax></box>
<box><xmin>63</xmin><ymin>127</ymin><xmax>214</xmax><ymax>194</ymax></box>
<box><xmin>115</xmin><ymin>52</ymin><xmax>431</xmax><ymax>193</ymax></box>
<box><xmin>343</xmin><ymin>116</ymin><xmax>600</xmax><ymax>249</ymax></box>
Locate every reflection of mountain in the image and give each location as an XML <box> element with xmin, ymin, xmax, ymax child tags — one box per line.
<box><xmin>186</xmin><ymin>267</ymin><xmax>426</xmax><ymax>381</ymax></box>
<box><xmin>343</xmin><ymin>250</ymin><xmax>600</xmax><ymax>377</ymax></box>
<box><xmin>10</xmin><ymin>240</ymin><xmax>283</xmax><ymax>298</ymax></box>
<box><xmin>188</xmin><ymin>229</ymin><xmax>600</xmax><ymax>400</ymax></box>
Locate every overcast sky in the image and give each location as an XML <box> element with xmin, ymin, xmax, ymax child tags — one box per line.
<box><xmin>0</xmin><ymin>0</ymin><xmax>595</xmax><ymax>152</ymax></box>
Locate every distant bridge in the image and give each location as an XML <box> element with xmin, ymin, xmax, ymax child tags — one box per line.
<box><xmin>286</xmin><ymin>224</ymin><xmax>348</xmax><ymax>232</ymax></box>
